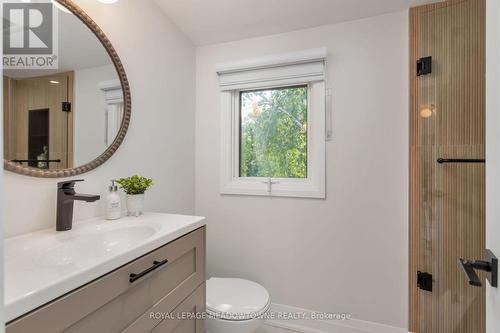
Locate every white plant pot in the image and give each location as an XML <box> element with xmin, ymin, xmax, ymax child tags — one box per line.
<box><xmin>126</xmin><ymin>194</ymin><xmax>145</xmax><ymax>217</ymax></box>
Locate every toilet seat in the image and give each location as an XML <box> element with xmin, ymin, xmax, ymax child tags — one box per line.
<box><xmin>206</xmin><ymin>278</ymin><xmax>271</xmax><ymax>321</ymax></box>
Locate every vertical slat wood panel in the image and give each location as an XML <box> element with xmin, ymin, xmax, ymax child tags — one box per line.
<box><xmin>3</xmin><ymin>76</ymin><xmax>11</xmax><ymax>159</ymax></box>
<box><xmin>6</xmin><ymin>72</ymin><xmax>73</xmax><ymax>169</ymax></box>
<box><xmin>409</xmin><ymin>1</ymin><xmax>485</xmax><ymax>332</ymax></box>
<box><xmin>66</xmin><ymin>71</ymin><xmax>74</xmax><ymax>168</ymax></box>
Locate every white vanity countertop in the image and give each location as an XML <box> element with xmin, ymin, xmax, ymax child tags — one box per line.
<box><xmin>4</xmin><ymin>212</ymin><xmax>206</xmax><ymax>322</ymax></box>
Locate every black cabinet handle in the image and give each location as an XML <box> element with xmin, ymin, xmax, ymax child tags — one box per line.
<box><xmin>129</xmin><ymin>259</ymin><xmax>169</xmax><ymax>283</ymax></box>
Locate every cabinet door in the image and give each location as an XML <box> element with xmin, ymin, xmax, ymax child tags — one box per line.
<box><xmin>150</xmin><ymin>284</ymin><xmax>205</xmax><ymax>333</ymax></box>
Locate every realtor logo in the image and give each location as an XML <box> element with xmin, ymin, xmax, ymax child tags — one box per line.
<box><xmin>2</xmin><ymin>1</ymin><xmax>58</xmax><ymax>69</ymax></box>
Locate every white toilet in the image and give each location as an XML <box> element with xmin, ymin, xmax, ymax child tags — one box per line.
<box><xmin>206</xmin><ymin>277</ymin><xmax>271</xmax><ymax>333</ymax></box>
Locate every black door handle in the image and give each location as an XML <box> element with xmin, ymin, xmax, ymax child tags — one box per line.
<box><xmin>129</xmin><ymin>259</ymin><xmax>169</xmax><ymax>283</ymax></box>
<box><xmin>459</xmin><ymin>259</ymin><xmax>483</xmax><ymax>287</ymax></box>
<box><xmin>459</xmin><ymin>249</ymin><xmax>498</xmax><ymax>288</ymax></box>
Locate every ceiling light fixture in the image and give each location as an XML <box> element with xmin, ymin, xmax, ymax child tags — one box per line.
<box><xmin>97</xmin><ymin>0</ymin><xmax>119</xmax><ymax>4</ymax></box>
<box><xmin>49</xmin><ymin>80</ymin><xmax>60</xmax><ymax>84</ymax></box>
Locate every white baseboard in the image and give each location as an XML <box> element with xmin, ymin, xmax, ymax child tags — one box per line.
<box><xmin>265</xmin><ymin>303</ymin><xmax>408</xmax><ymax>333</ymax></box>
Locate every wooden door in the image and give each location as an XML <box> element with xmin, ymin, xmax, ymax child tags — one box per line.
<box><xmin>409</xmin><ymin>1</ymin><xmax>486</xmax><ymax>332</ymax></box>
<box><xmin>7</xmin><ymin>72</ymin><xmax>73</xmax><ymax>169</ymax></box>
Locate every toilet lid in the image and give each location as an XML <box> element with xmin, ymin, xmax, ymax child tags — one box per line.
<box><xmin>206</xmin><ymin>278</ymin><xmax>271</xmax><ymax>320</ymax></box>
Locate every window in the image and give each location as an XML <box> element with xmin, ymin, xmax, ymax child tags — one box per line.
<box><xmin>240</xmin><ymin>86</ymin><xmax>308</xmax><ymax>178</ymax></box>
<box><xmin>218</xmin><ymin>48</ymin><xmax>326</xmax><ymax>198</ymax></box>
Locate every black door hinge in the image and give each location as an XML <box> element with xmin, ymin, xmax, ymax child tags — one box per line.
<box><xmin>417</xmin><ymin>56</ymin><xmax>432</xmax><ymax>76</ymax></box>
<box><xmin>62</xmin><ymin>102</ymin><xmax>71</xmax><ymax>112</ymax></box>
<box><xmin>417</xmin><ymin>271</ymin><xmax>433</xmax><ymax>292</ymax></box>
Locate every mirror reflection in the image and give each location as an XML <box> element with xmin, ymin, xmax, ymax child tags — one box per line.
<box><xmin>3</xmin><ymin>5</ymin><xmax>122</xmax><ymax>170</ymax></box>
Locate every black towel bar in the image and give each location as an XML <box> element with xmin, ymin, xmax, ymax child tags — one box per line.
<box><xmin>437</xmin><ymin>158</ymin><xmax>485</xmax><ymax>164</ymax></box>
<box><xmin>11</xmin><ymin>159</ymin><xmax>61</xmax><ymax>164</ymax></box>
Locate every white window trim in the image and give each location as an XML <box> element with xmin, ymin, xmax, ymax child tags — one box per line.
<box><xmin>218</xmin><ymin>49</ymin><xmax>326</xmax><ymax>199</ymax></box>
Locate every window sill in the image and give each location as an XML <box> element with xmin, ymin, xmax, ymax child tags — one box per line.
<box><xmin>220</xmin><ymin>177</ymin><xmax>325</xmax><ymax>199</ymax></box>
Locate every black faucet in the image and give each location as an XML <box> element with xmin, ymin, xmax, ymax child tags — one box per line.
<box><xmin>56</xmin><ymin>179</ymin><xmax>100</xmax><ymax>231</ymax></box>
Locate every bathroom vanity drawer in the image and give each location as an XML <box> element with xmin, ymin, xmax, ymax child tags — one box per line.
<box><xmin>124</xmin><ymin>283</ymin><xmax>205</xmax><ymax>333</ymax></box>
<box><xmin>6</xmin><ymin>226</ymin><xmax>206</xmax><ymax>333</ymax></box>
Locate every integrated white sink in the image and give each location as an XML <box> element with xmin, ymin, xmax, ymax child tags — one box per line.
<box><xmin>4</xmin><ymin>213</ymin><xmax>206</xmax><ymax>322</ymax></box>
<box><xmin>36</xmin><ymin>225</ymin><xmax>158</xmax><ymax>267</ymax></box>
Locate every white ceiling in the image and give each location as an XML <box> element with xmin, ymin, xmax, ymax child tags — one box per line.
<box><xmin>154</xmin><ymin>0</ymin><xmax>440</xmax><ymax>46</ymax></box>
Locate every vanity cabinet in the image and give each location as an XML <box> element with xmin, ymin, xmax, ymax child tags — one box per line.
<box><xmin>6</xmin><ymin>226</ymin><xmax>206</xmax><ymax>333</ymax></box>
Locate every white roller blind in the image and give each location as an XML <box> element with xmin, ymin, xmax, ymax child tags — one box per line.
<box><xmin>216</xmin><ymin>48</ymin><xmax>327</xmax><ymax>91</ymax></box>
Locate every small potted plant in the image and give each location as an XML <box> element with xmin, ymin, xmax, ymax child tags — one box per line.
<box><xmin>116</xmin><ymin>175</ymin><xmax>153</xmax><ymax>217</ymax></box>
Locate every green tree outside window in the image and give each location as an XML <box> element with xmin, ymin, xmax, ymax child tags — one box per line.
<box><xmin>239</xmin><ymin>85</ymin><xmax>308</xmax><ymax>178</ymax></box>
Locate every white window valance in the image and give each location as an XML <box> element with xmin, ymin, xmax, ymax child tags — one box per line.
<box><xmin>99</xmin><ymin>80</ymin><xmax>123</xmax><ymax>103</ymax></box>
<box><xmin>216</xmin><ymin>48</ymin><xmax>327</xmax><ymax>91</ymax></box>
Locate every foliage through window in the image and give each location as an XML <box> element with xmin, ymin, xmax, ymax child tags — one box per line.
<box><xmin>239</xmin><ymin>86</ymin><xmax>308</xmax><ymax>178</ymax></box>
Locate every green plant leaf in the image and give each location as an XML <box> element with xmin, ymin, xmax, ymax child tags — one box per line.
<box><xmin>115</xmin><ymin>175</ymin><xmax>153</xmax><ymax>195</ymax></box>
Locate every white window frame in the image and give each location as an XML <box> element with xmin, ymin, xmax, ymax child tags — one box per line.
<box><xmin>218</xmin><ymin>48</ymin><xmax>326</xmax><ymax>198</ymax></box>
<box><xmin>99</xmin><ymin>80</ymin><xmax>123</xmax><ymax>146</ymax></box>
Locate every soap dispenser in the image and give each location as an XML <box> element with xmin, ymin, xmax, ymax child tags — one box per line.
<box><xmin>105</xmin><ymin>180</ymin><xmax>121</xmax><ymax>220</ymax></box>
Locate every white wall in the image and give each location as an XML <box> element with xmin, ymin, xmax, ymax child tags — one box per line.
<box><xmin>195</xmin><ymin>11</ymin><xmax>409</xmax><ymax>329</ymax></box>
<box><xmin>485</xmin><ymin>1</ymin><xmax>500</xmax><ymax>332</ymax></box>
<box><xmin>3</xmin><ymin>0</ymin><xmax>196</xmax><ymax>237</ymax></box>
<box><xmin>73</xmin><ymin>64</ymin><xmax>118</xmax><ymax>166</ymax></box>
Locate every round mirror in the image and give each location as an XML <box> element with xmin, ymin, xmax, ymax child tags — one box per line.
<box><xmin>3</xmin><ymin>0</ymin><xmax>130</xmax><ymax>177</ymax></box>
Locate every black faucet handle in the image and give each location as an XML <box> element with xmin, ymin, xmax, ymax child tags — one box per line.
<box><xmin>57</xmin><ymin>179</ymin><xmax>85</xmax><ymax>189</ymax></box>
